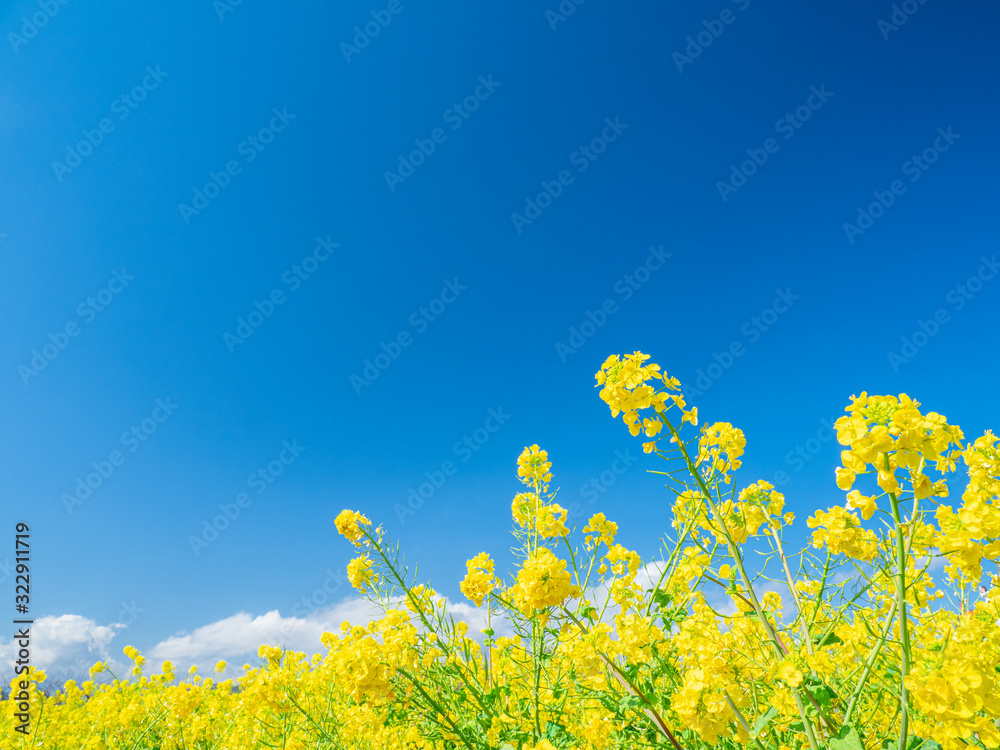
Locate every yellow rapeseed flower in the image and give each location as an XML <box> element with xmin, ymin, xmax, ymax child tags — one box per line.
<box><xmin>334</xmin><ymin>509</ymin><xmax>371</xmax><ymax>545</ymax></box>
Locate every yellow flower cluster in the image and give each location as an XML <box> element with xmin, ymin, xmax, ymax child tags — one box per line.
<box><xmin>582</xmin><ymin>511</ymin><xmax>617</xmax><ymax>549</ymax></box>
<box><xmin>807</xmin><ymin>504</ymin><xmax>879</xmax><ymax>560</ymax></box>
<box><xmin>697</xmin><ymin>421</ymin><xmax>746</xmax><ymax>480</ymax></box>
<box><xmin>511</xmin><ymin>491</ymin><xmax>569</xmax><ymax>538</ymax></box>
<box><xmin>517</xmin><ymin>443</ymin><xmax>553</xmax><ymax>485</ymax></box>
<box><xmin>936</xmin><ymin>431</ymin><xmax>1000</xmax><ymax>581</ymax></box>
<box><xmin>459</xmin><ymin>552</ymin><xmax>498</xmax><ymax>606</ymax></box>
<box><xmin>334</xmin><ymin>508</ymin><xmax>371</xmax><ymax>545</ymax></box>
<box><xmin>903</xmin><ymin>590</ymin><xmax>1000</xmax><ymax>746</ymax></box>
<box><xmin>510</xmin><ymin>547</ymin><xmax>575</xmax><ymax>614</ymax></box>
<box><xmin>346</xmin><ymin>554</ymin><xmax>377</xmax><ymax>592</ymax></box>
<box><xmin>7</xmin><ymin>352</ymin><xmax>1000</xmax><ymax>750</ymax></box>
<box><xmin>594</xmin><ymin>352</ymin><xmax>695</xmax><ymax>449</ymax></box>
<box><xmin>834</xmin><ymin>392</ymin><xmax>961</xmax><ymax>496</ymax></box>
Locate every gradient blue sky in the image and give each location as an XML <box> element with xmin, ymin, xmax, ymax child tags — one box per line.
<box><xmin>1</xmin><ymin>0</ymin><xmax>998</xmax><ymax>678</ymax></box>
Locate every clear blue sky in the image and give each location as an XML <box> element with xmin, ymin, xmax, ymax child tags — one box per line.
<box><xmin>1</xmin><ymin>0</ymin><xmax>998</xmax><ymax>676</ymax></box>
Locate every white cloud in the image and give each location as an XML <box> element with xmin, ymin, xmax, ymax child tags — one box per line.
<box><xmin>0</xmin><ymin>614</ymin><xmax>124</xmax><ymax>687</ymax></box>
<box><xmin>148</xmin><ymin>598</ymin><xmax>382</xmax><ymax>672</ymax></box>
<box><xmin>146</xmin><ymin>595</ymin><xmax>524</xmax><ymax>678</ymax></box>
<box><xmin>0</xmin><ymin>596</ymin><xmax>510</xmax><ymax>688</ymax></box>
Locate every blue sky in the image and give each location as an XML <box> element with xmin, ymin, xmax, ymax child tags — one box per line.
<box><xmin>1</xmin><ymin>0</ymin><xmax>998</xmax><ymax>679</ymax></box>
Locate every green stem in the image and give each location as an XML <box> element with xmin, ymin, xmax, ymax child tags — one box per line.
<box><xmin>887</xmin><ymin>488</ymin><xmax>911</xmax><ymax>750</ymax></box>
<box><xmin>843</xmin><ymin>498</ymin><xmax>920</xmax><ymax>730</ymax></box>
<box><xmin>397</xmin><ymin>667</ymin><xmax>477</xmax><ymax>750</ymax></box>
<box><xmin>643</xmin><ymin>518</ymin><xmax>696</xmax><ymax>618</ymax></box>
<box><xmin>664</xmin><ymin>416</ymin><xmax>822</xmax><ymax>750</ymax></box>
<box><xmin>723</xmin><ymin>691</ymin><xmax>768</xmax><ymax>750</ymax></box>
<box><xmin>771</xmin><ymin>526</ymin><xmax>815</xmax><ymax>656</ymax></box>
<box><xmin>561</xmin><ymin>606</ymin><xmax>684</xmax><ymax>750</ymax></box>
<box><xmin>842</xmin><ymin>597</ymin><xmax>898</xmax><ymax>727</ymax></box>
<box><xmin>364</xmin><ymin>528</ymin><xmax>492</xmax><ymax>716</ymax></box>
<box><xmin>533</xmin><ymin>618</ymin><xmax>542</xmax><ymax>740</ymax></box>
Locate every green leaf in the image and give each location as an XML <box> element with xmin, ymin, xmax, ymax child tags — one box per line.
<box><xmin>619</xmin><ymin>695</ymin><xmax>644</xmax><ymax>711</ymax></box>
<box><xmin>750</xmin><ymin>707</ymin><xmax>778</xmax><ymax>739</ymax></box>
<box><xmin>805</xmin><ymin>679</ymin><xmax>838</xmax><ymax>713</ymax></box>
<box><xmin>651</xmin><ymin>588</ymin><xmax>674</xmax><ymax>610</ymax></box>
<box><xmin>905</xmin><ymin>737</ymin><xmax>943</xmax><ymax>750</ymax></box>
<box><xmin>814</xmin><ymin>632</ymin><xmax>843</xmax><ymax>648</ymax></box>
<box><xmin>545</xmin><ymin>721</ymin><xmax>566</xmax><ymax>739</ymax></box>
<box><xmin>829</xmin><ymin>725</ymin><xmax>864</xmax><ymax>750</ymax></box>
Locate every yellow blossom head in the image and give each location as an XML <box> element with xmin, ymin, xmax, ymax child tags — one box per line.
<box><xmin>595</xmin><ymin>352</ymin><xmax>678</xmax><ymax>435</ymax></box>
<box><xmin>460</xmin><ymin>552</ymin><xmax>498</xmax><ymax>607</ymax></box>
<box><xmin>697</xmin><ymin>422</ymin><xmax>746</xmax><ymax>481</ymax></box>
<box><xmin>776</xmin><ymin>659</ymin><xmax>804</xmax><ymax>688</ymax></box>
<box><xmin>846</xmin><ymin>489</ymin><xmax>878</xmax><ymax>520</ymax></box>
<box><xmin>347</xmin><ymin>555</ymin><xmax>377</xmax><ymax>593</ymax></box>
<box><xmin>511</xmin><ymin>492</ymin><xmax>539</xmax><ymax>528</ymax></box>
<box><xmin>406</xmin><ymin>583</ymin><xmax>436</xmax><ymax>614</ymax></box>
<box><xmin>807</xmin><ymin>505</ymin><xmax>878</xmax><ymax>561</ymax></box>
<box><xmin>537</xmin><ymin>503</ymin><xmax>569</xmax><ymax>538</ymax></box>
<box><xmin>517</xmin><ymin>444</ymin><xmax>553</xmax><ymax>485</ymax></box>
<box><xmin>510</xmin><ymin>547</ymin><xmax>573</xmax><ymax>614</ymax></box>
<box><xmin>335</xmin><ymin>509</ymin><xmax>371</xmax><ymax>546</ymax></box>
<box><xmin>583</xmin><ymin>512</ymin><xmax>618</xmax><ymax>549</ymax></box>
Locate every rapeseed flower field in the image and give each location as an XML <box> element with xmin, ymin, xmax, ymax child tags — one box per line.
<box><xmin>4</xmin><ymin>352</ymin><xmax>998</xmax><ymax>750</ymax></box>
